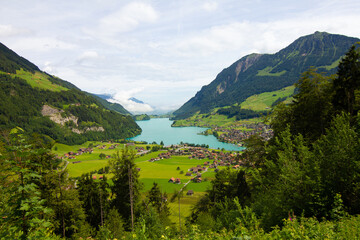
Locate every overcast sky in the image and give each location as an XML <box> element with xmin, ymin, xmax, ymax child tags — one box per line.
<box><xmin>1</xmin><ymin>0</ymin><xmax>360</xmax><ymax>114</ymax></box>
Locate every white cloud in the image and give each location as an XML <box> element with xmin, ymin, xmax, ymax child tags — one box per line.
<box><xmin>9</xmin><ymin>37</ymin><xmax>76</xmax><ymax>52</ymax></box>
<box><xmin>78</xmin><ymin>51</ymin><xmax>99</xmax><ymax>61</ymax></box>
<box><xmin>99</xmin><ymin>2</ymin><xmax>158</xmax><ymax>35</ymax></box>
<box><xmin>202</xmin><ymin>2</ymin><xmax>218</xmax><ymax>12</ymax></box>
<box><xmin>108</xmin><ymin>88</ymin><xmax>154</xmax><ymax>114</ymax></box>
<box><xmin>0</xmin><ymin>24</ymin><xmax>32</xmax><ymax>37</ymax></box>
<box><xmin>172</xmin><ymin>12</ymin><xmax>360</xmax><ymax>58</ymax></box>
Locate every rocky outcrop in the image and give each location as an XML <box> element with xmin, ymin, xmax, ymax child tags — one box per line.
<box><xmin>41</xmin><ymin>105</ymin><xmax>104</xmax><ymax>134</ymax></box>
<box><xmin>41</xmin><ymin>105</ymin><xmax>78</xmax><ymax>126</ymax></box>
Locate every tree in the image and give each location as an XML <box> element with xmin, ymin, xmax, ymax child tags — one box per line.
<box><xmin>0</xmin><ymin>128</ymin><xmax>55</xmax><ymax>239</ymax></box>
<box><xmin>146</xmin><ymin>182</ymin><xmax>170</xmax><ymax>222</ymax></box>
<box><xmin>171</xmin><ymin>186</ymin><xmax>186</xmax><ymax>233</ymax></box>
<box><xmin>314</xmin><ymin>113</ymin><xmax>360</xmax><ymax>215</ymax></box>
<box><xmin>77</xmin><ymin>174</ymin><xmax>110</xmax><ymax>229</ymax></box>
<box><xmin>333</xmin><ymin>43</ymin><xmax>360</xmax><ymax>117</ymax></box>
<box><xmin>271</xmin><ymin>67</ymin><xmax>334</xmax><ymax>142</ymax></box>
<box><xmin>109</xmin><ymin>146</ymin><xmax>142</xmax><ymax>231</ymax></box>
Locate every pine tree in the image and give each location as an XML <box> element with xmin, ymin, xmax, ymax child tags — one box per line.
<box><xmin>109</xmin><ymin>146</ymin><xmax>142</xmax><ymax>231</ymax></box>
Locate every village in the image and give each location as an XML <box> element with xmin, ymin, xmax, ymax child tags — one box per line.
<box><xmin>146</xmin><ymin>145</ymin><xmax>243</xmax><ymax>187</ymax></box>
<box><xmin>214</xmin><ymin>122</ymin><xmax>273</xmax><ymax>145</ymax></box>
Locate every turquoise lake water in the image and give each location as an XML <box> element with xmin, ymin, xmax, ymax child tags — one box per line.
<box><xmin>130</xmin><ymin>118</ymin><xmax>244</xmax><ymax>151</ymax></box>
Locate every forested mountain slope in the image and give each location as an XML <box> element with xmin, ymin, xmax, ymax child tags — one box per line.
<box><xmin>0</xmin><ymin>42</ymin><xmax>140</xmax><ymax>144</ymax></box>
<box><xmin>173</xmin><ymin>32</ymin><xmax>360</xmax><ymax>119</ymax></box>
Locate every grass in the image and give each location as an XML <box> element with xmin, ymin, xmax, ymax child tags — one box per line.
<box><xmin>168</xmin><ymin>192</ymin><xmax>206</xmax><ymax>228</ymax></box>
<box><xmin>53</xmin><ymin>142</ymin><xmax>217</xmax><ymax>194</ymax></box>
<box><xmin>319</xmin><ymin>57</ymin><xmax>342</xmax><ymax>70</ymax></box>
<box><xmin>9</xmin><ymin>69</ymin><xmax>69</xmax><ymax>91</ymax></box>
<box><xmin>67</xmin><ymin>160</ymin><xmax>109</xmax><ymax>177</ymax></box>
<box><xmin>257</xmin><ymin>66</ymin><xmax>287</xmax><ymax>76</ymax></box>
<box><xmin>240</xmin><ymin>85</ymin><xmax>295</xmax><ymax>111</ymax></box>
<box><xmin>52</xmin><ymin>142</ymin><xmax>231</xmax><ymax>226</ymax></box>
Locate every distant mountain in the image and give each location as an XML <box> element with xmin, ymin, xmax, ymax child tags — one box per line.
<box><xmin>173</xmin><ymin>32</ymin><xmax>360</xmax><ymax>119</ymax></box>
<box><xmin>92</xmin><ymin>93</ymin><xmax>131</xmax><ymax>115</ymax></box>
<box><xmin>129</xmin><ymin>97</ymin><xmax>144</xmax><ymax>104</ymax></box>
<box><xmin>94</xmin><ymin>93</ymin><xmax>112</xmax><ymax>100</ymax></box>
<box><xmin>0</xmin><ymin>42</ymin><xmax>140</xmax><ymax>144</ymax></box>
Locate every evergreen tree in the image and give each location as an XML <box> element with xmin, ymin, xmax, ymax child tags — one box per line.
<box><xmin>109</xmin><ymin>146</ymin><xmax>142</xmax><ymax>231</ymax></box>
<box><xmin>333</xmin><ymin>43</ymin><xmax>360</xmax><ymax>117</ymax></box>
<box><xmin>77</xmin><ymin>174</ymin><xmax>110</xmax><ymax>230</ymax></box>
<box><xmin>0</xmin><ymin>128</ymin><xmax>55</xmax><ymax>239</ymax></box>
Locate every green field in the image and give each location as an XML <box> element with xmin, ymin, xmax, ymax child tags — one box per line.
<box><xmin>53</xmin><ymin>141</ymin><xmax>221</xmax><ymax>226</ymax></box>
<box><xmin>1</xmin><ymin>69</ymin><xmax>69</xmax><ymax>92</ymax></box>
<box><xmin>240</xmin><ymin>85</ymin><xmax>295</xmax><ymax>111</ymax></box>
<box><xmin>53</xmin><ymin>142</ymin><xmax>217</xmax><ymax>194</ymax></box>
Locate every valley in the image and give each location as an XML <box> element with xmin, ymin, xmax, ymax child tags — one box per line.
<box><xmin>2</xmin><ymin>30</ymin><xmax>360</xmax><ymax>239</ymax></box>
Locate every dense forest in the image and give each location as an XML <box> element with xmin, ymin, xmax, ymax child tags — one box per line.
<box><xmin>216</xmin><ymin>106</ymin><xmax>267</xmax><ymax>120</ymax></box>
<box><xmin>1</xmin><ymin>43</ymin><xmax>360</xmax><ymax>239</ymax></box>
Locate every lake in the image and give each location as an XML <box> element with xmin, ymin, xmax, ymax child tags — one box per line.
<box><xmin>130</xmin><ymin>118</ymin><xmax>244</xmax><ymax>151</ymax></box>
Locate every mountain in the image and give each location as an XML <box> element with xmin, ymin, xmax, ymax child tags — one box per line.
<box><xmin>128</xmin><ymin>97</ymin><xmax>145</xmax><ymax>104</ymax></box>
<box><xmin>91</xmin><ymin>93</ymin><xmax>131</xmax><ymax>115</ymax></box>
<box><xmin>173</xmin><ymin>32</ymin><xmax>360</xmax><ymax>119</ymax></box>
<box><xmin>0</xmin><ymin>42</ymin><xmax>140</xmax><ymax>144</ymax></box>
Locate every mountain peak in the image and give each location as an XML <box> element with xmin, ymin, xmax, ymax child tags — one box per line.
<box><xmin>173</xmin><ymin>32</ymin><xmax>360</xmax><ymax>119</ymax></box>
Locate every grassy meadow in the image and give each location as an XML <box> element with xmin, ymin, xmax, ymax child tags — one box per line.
<box><xmin>53</xmin><ymin>141</ymin><xmax>222</xmax><ymax>225</ymax></box>
<box><xmin>0</xmin><ymin>69</ymin><xmax>69</xmax><ymax>92</ymax></box>
<box><xmin>240</xmin><ymin>85</ymin><xmax>295</xmax><ymax>111</ymax></box>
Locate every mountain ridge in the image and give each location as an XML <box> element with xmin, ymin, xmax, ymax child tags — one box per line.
<box><xmin>173</xmin><ymin>31</ymin><xmax>360</xmax><ymax>119</ymax></box>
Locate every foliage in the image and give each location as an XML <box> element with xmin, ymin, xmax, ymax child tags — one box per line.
<box><xmin>109</xmin><ymin>147</ymin><xmax>142</xmax><ymax>230</ymax></box>
<box><xmin>0</xmin><ymin>128</ymin><xmax>56</xmax><ymax>239</ymax></box>
<box><xmin>216</xmin><ymin>105</ymin><xmax>267</xmax><ymax>120</ymax></box>
<box><xmin>77</xmin><ymin>174</ymin><xmax>110</xmax><ymax>230</ymax></box>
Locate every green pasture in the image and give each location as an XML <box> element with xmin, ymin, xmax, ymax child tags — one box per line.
<box><xmin>13</xmin><ymin>69</ymin><xmax>68</xmax><ymax>91</ymax></box>
<box><xmin>53</xmin><ymin>143</ymin><xmax>227</xmax><ymax>226</ymax></box>
<box><xmin>67</xmin><ymin>160</ymin><xmax>109</xmax><ymax>177</ymax></box>
<box><xmin>168</xmin><ymin>192</ymin><xmax>206</xmax><ymax>228</ymax></box>
<box><xmin>54</xmin><ymin>143</ymin><xmax>216</xmax><ymax>194</ymax></box>
<box><xmin>240</xmin><ymin>85</ymin><xmax>295</xmax><ymax>111</ymax></box>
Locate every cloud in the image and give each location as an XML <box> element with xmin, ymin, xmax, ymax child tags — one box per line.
<box><xmin>172</xmin><ymin>11</ymin><xmax>360</xmax><ymax>58</ymax></box>
<box><xmin>108</xmin><ymin>88</ymin><xmax>154</xmax><ymax>114</ymax></box>
<box><xmin>202</xmin><ymin>2</ymin><xmax>218</xmax><ymax>12</ymax></box>
<box><xmin>0</xmin><ymin>24</ymin><xmax>32</xmax><ymax>37</ymax></box>
<box><xmin>99</xmin><ymin>2</ymin><xmax>158</xmax><ymax>35</ymax></box>
<box><xmin>78</xmin><ymin>51</ymin><xmax>99</xmax><ymax>61</ymax></box>
<box><xmin>9</xmin><ymin>37</ymin><xmax>76</xmax><ymax>52</ymax></box>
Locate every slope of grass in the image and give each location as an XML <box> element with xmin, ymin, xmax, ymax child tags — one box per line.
<box><xmin>14</xmin><ymin>69</ymin><xmax>68</xmax><ymax>91</ymax></box>
<box><xmin>240</xmin><ymin>85</ymin><xmax>295</xmax><ymax>111</ymax></box>
<box><xmin>257</xmin><ymin>66</ymin><xmax>287</xmax><ymax>76</ymax></box>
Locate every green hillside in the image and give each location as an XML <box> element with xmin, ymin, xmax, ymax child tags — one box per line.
<box><xmin>173</xmin><ymin>32</ymin><xmax>360</xmax><ymax>119</ymax></box>
<box><xmin>0</xmin><ymin>42</ymin><xmax>140</xmax><ymax>144</ymax></box>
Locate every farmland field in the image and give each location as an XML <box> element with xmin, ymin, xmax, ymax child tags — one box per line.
<box><xmin>54</xmin><ymin>142</ymin><xmax>219</xmax><ymax>194</ymax></box>
<box><xmin>53</xmin><ymin>141</ymin><xmax>231</xmax><ymax>226</ymax></box>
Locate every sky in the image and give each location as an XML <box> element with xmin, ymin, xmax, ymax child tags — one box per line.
<box><xmin>1</xmin><ymin>0</ymin><xmax>360</xmax><ymax>114</ymax></box>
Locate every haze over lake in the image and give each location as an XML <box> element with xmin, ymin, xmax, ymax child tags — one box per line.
<box><xmin>130</xmin><ymin>118</ymin><xmax>243</xmax><ymax>151</ymax></box>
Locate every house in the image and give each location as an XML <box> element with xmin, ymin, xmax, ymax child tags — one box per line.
<box><xmin>168</xmin><ymin>177</ymin><xmax>175</xmax><ymax>183</ymax></box>
<box><xmin>187</xmin><ymin>190</ymin><xmax>194</xmax><ymax>196</ymax></box>
<box><xmin>175</xmin><ymin>178</ymin><xmax>181</xmax><ymax>184</ymax></box>
<box><xmin>185</xmin><ymin>172</ymin><xmax>192</xmax><ymax>176</ymax></box>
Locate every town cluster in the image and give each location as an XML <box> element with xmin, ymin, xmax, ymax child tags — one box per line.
<box><xmin>146</xmin><ymin>146</ymin><xmax>244</xmax><ymax>185</ymax></box>
<box><xmin>216</xmin><ymin>123</ymin><xmax>273</xmax><ymax>145</ymax></box>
